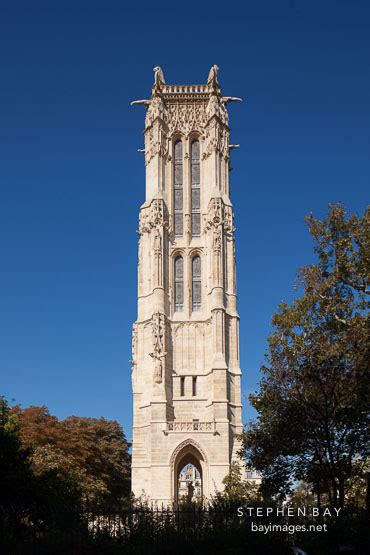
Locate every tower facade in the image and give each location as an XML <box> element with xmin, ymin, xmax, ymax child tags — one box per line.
<box><xmin>131</xmin><ymin>66</ymin><xmax>243</xmax><ymax>503</ymax></box>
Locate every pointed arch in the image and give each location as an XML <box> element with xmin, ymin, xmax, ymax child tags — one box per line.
<box><xmin>170</xmin><ymin>438</ymin><xmax>209</xmax><ymax>503</ymax></box>
<box><xmin>169</xmin><ymin>438</ymin><xmax>209</xmax><ymax>467</ymax></box>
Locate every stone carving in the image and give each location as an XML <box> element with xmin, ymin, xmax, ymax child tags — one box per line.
<box><xmin>222</xmin><ymin>96</ymin><xmax>242</xmax><ymax>104</ymax></box>
<box><xmin>153</xmin><ymin>228</ymin><xmax>163</xmax><ymax>287</ymax></box>
<box><xmin>145</xmin><ymin>128</ymin><xmax>168</xmax><ymax>165</ymax></box>
<box><xmin>145</xmin><ymin>96</ymin><xmax>167</xmax><ymax>128</ymax></box>
<box><xmin>166</xmin><ymin>103</ymin><xmax>207</xmax><ymax>136</ymax></box>
<box><xmin>166</xmin><ymin>421</ymin><xmax>215</xmax><ymax>432</ymax></box>
<box><xmin>150</xmin><ymin>350</ymin><xmax>166</xmax><ymax>384</ymax></box>
<box><xmin>153</xmin><ymin>66</ymin><xmax>166</xmax><ymax>87</ymax></box>
<box><xmin>138</xmin><ymin>198</ymin><xmax>169</xmax><ymax>235</ymax></box>
<box><xmin>149</xmin><ymin>312</ymin><xmax>167</xmax><ymax>384</ymax></box>
<box><xmin>206</xmin><ymin>94</ymin><xmax>219</xmax><ymax>120</ymax></box>
<box><xmin>138</xmin><ymin>211</ymin><xmax>149</xmax><ymax>235</ymax></box>
<box><xmin>205</xmin><ymin>198</ymin><xmax>234</xmax><ymax>236</ymax></box>
<box><xmin>130</xmin><ymin>99</ymin><xmax>151</xmax><ymax>106</ymax></box>
<box><xmin>213</xmin><ymin>227</ymin><xmax>222</xmax><ymax>254</ymax></box>
<box><xmin>223</xmin><ymin>206</ymin><xmax>234</xmax><ymax>235</ymax></box>
<box><xmin>151</xmin><ymin>198</ymin><xmax>167</xmax><ymax>228</ymax></box>
<box><xmin>206</xmin><ymin>198</ymin><xmax>223</xmax><ymax>229</ymax></box>
<box><xmin>154</xmin><ymin>229</ymin><xmax>161</xmax><ymax>256</ymax></box>
<box><xmin>131</xmin><ymin>323</ymin><xmax>138</xmax><ymax>371</ymax></box>
<box><xmin>132</xmin><ymin>68</ymin><xmax>243</xmax><ymax>503</ymax></box>
<box><xmin>205</xmin><ymin>198</ymin><xmax>235</xmax><ymax>286</ymax></box>
<box><xmin>203</xmin><ymin>120</ymin><xmax>229</xmax><ymax>159</ymax></box>
<box><xmin>173</xmin><ymin>319</ymin><xmax>210</xmax><ymax>337</ymax></box>
<box><xmin>207</xmin><ymin>64</ymin><xmax>219</xmax><ymax>86</ymax></box>
<box><xmin>173</xmin><ymin>321</ymin><xmax>186</xmax><ymax>336</ymax></box>
<box><xmin>206</xmin><ymin>94</ymin><xmax>228</xmax><ymax>126</ymax></box>
<box><xmin>169</xmin><ymin>438</ymin><xmax>209</xmax><ymax>466</ymax></box>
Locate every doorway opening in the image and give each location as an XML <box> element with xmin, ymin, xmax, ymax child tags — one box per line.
<box><xmin>177</xmin><ymin>462</ymin><xmax>202</xmax><ymax>502</ymax></box>
<box><xmin>173</xmin><ymin>443</ymin><xmax>205</xmax><ymax>504</ymax></box>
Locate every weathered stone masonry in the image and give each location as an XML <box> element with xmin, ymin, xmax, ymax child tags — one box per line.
<box><xmin>131</xmin><ymin>66</ymin><xmax>243</xmax><ymax>503</ymax></box>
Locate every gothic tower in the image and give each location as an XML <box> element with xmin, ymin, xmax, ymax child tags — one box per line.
<box><xmin>131</xmin><ymin>66</ymin><xmax>243</xmax><ymax>503</ymax></box>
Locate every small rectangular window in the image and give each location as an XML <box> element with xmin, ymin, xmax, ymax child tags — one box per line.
<box><xmin>180</xmin><ymin>376</ymin><xmax>185</xmax><ymax>397</ymax></box>
<box><xmin>192</xmin><ymin>376</ymin><xmax>197</xmax><ymax>396</ymax></box>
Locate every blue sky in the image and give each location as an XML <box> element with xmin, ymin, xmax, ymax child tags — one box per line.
<box><xmin>0</xmin><ymin>1</ymin><xmax>368</xmax><ymax>439</ymax></box>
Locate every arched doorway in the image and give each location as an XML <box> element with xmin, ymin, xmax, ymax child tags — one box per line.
<box><xmin>178</xmin><ymin>461</ymin><xmax>202</xmax><ymax>503</ymax></box>
<box><xmin>171</xmin><ymin>440</ymin><xmax>208</xmax><ymax>504</ymax></box>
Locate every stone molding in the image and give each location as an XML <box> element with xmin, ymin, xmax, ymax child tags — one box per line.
<box><xmin>164</xmin><ymin>421</ymin><xmax>217</xmax><ymax>434</ymax></box>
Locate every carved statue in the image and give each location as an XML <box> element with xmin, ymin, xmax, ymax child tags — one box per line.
<box><xmin>150</xmin><ymin>312</ymin><xmax>167</xmax><ymax>383</ymax></box>
<box><xmin>154</xmin><ymin>229</ymin><xmax>162</xmax><ymax>255</ymax></box>
<box><xmin>207</xmin><ymin>64</ymin><xmax>219</xmax><ymax>85</ymax></box>
<box><xmin>206</xmin><ymin>198</ymin><xmax>223</xmax><ymax>229</ymax></box>
<box><xmin>153</xmin><ymin>66</ymin><xmax>166</xmax><ymax>87</ymax></box>
<box><xmin>150</xmin><ymin>351</ymin><xmax>167</xmax><ymax>384</ymax></box>
<box><xmin>186</xmin><ymin>481</ymin><xmax>195</xmax><ymax>503</ymax></box>
<box><xmin>151</xmin><ymin>199</ymin><xmax>165</xmax><ymax>228</ymax></box>
<box><xmin>213</xmin><ymin>228</ymin><xmax>222</xmax><ymax>253</ymax></box>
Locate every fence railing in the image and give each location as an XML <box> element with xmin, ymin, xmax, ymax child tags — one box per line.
<box><xmin>161</xmin><ymin>84</ymin><xmax>211</xmax><ymax>94</ymax></box>
<box><xmin>1</xmin><ymin>504</ymin><xmax>367</xmax><ymax>554</ymax></box>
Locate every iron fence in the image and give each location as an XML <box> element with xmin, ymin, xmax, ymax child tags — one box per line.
<box><xmin>1</xmin><ymin>504</ymin><xmax>368</xmax><ymax>554</ymax></box>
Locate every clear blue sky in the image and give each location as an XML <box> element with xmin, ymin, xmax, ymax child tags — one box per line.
<box><xmin>0</xmin><ymin>1</ymin><xmax>368</xmax><ymax>438</ymax></box>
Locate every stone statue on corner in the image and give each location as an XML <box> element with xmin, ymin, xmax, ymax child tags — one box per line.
<box><xmin>153</xmin><ymin>66</ymin><xmax>166</xmax><ymax>87</ymax></box>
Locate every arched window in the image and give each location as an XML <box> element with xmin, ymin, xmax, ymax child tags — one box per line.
<box><xmin>174</xmin><ymin>140</ymin><xmax>183</xmax><ymax>237</ymax></box>
<box><xmin>174</xmin><ymin>256</ymin><xmax>184</xmax><ymax>312</ymax></box>
<box><xmin>191</xmin><ymin>140</ymin><xmax>200</xmax><ymax>237</ymax></box>
<box><xmin>192</xmin><ymin>255</ymin><xmax>201</xmax><ymax>311</ymax></box>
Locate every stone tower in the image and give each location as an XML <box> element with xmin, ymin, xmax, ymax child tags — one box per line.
<box><xmin>131</xmin><ymin>66</ymin><xmax>243</xmax><ymax>503</ymax></box>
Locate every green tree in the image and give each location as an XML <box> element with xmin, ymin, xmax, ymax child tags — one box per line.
<box><xmin>212</xmin><ymin>462</ymin><xmax>261</xmax><ymax>506</ymax></box>
<box><xmin>0</xmin><ymin>396</ymin><xmax>34</xmax><ymax>526</ymax></box>
<box><xmin>287</xmin><ymin>482</ymin><xmax>316</xmax><ymax>509</ymax></box>
<box><xmin>0</xmin><ymin>396</ymin><xmax>81</xmax><ymax>550</ymax></box>
<box><xmin>241</xmin><ymin>204</ymin><xmax>369</xmax><ymax>508</ymax></box>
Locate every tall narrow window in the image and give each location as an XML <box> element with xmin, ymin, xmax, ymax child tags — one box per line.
<box><xmin>192</xmin><ymin>377</ymin><xmax>197</xmax><ymax>396</ymax></box>
<box><xmin>180</xmin><ymin>376</ymin><xmax>185</xmax><ymax>397</ymax></box>
<box><xmin>174</xmin><ymin>140</ymin><xmax>183</xmax><ymax>236</ymax></box>
<box><xmin>191</xmin><ymin>140</ymin><xmax>200</xmax><ymax>236</ymax></box>
<box><xmin>192</xmin><ymin>256</ymin><xmax>201</xmax><ymax>311</ymax></box>
<box><xmin>174</xmin><ymin>256</ymin><xmax>184</xmax><ymax>312</ymax></box>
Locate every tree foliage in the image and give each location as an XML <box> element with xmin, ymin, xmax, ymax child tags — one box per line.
<box><xmin>12</xmin><ymin>405</ymin><xmax>131</xmax><ymax>504</ymax></box>
<box><xmin>241</xmin><ymin>204</ymin><xmax>369</xmax><ymax>508</ymax></box>
<box><xmin>0</xmin><ymin>396</ymin><xmax>34</xmax><ymax>521</ymax></box>
<box><xmin>0</xmin><ymin>396</ymin><xmax>82</xmax><ymax>550</ymax></box>
<box><xmin>212</xmin><ymin>462</ymin><xmax>261</xmax><ymax>507</ymax></box>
